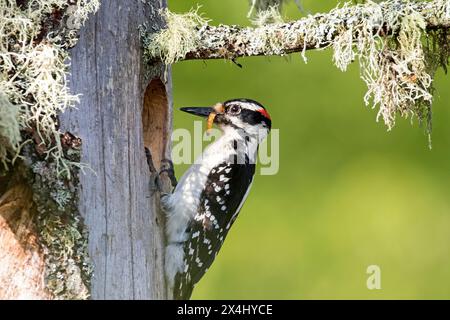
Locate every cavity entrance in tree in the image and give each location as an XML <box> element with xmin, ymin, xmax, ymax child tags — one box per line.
<box><xmin>143</xmin><ymin>78</ymin><xmax>169</xmax><ymax>171</ymax></box>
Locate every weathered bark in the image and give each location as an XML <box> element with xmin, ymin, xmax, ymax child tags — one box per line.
<box><xmin>0</xmin><ymin>2</ymin><xmax>98</xmax><ymax>299</ymax></box>
<box><xmin>61</xmin><ymin>1</ymin><xmax>171</xmax><ymax>299</ymax></box>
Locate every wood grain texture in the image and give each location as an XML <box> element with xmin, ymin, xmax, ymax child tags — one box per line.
<box><xmin>62</xmin><ymin>0</ymin><xmax>171</xmax><ymax>299</ymax></box>
<box><xmin>0</xmin><ymin>182</ymin><xmax>51</xmax><ymax>300</ymax></box>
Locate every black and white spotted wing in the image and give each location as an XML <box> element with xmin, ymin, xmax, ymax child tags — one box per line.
<box><xmin>174</xmin><ymin>161</ymin><xmax>255</xmax><ymax>299</ymax></box>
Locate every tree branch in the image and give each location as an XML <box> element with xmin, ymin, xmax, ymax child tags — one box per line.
<box><xmin>144</xmin><ymin>0</ymin><xmax>449</xmax><ymax>139</ymax></box>
<box><xmin>168</xmin><ymin>0</ymin><xmax>450</xmax><ymax>62</ymax></box>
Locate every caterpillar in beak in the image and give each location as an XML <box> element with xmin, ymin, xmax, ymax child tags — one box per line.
<box><xmin>207</xmin><ymin>103</ymin><xmax>224</xmax><ymax>132</ymax></box>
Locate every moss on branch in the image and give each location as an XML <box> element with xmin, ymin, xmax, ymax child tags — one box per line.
<box><xmin>144</xmin><ymin>0</ymin><xmax>450</xmax><ymax>137</ymax></box>
<box><xmin>247</xmin><ymin>0</ymin><xmax>303</xmax><ymax>18</ymax></box>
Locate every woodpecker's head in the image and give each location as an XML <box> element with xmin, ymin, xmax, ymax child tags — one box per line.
<box><xmin>181</xmin><ymin>99</ymin><xmax>271</xmax><ymax>142</ymax></box>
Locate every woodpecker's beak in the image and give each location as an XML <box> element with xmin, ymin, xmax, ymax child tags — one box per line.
<box><xmin>180</xmin><ymin>107</ymin><xmax>214</xmax><ymax>117</ymax></box>
<box><xmin>181</xmin><ymin>104</ymin><xmax>226</xmax><ymax>132</ymax></box>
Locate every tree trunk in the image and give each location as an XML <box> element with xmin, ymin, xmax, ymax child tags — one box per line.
<box><xmin>60</xmin><ymin>0</ymin><xmax>171</xmax><ymax>299</ymax></box>
<box><xmin>0</xmin><ymin>0</ymin><xmax>170</xmax><ymax>300</ymax></box>
<box><xmin>1</xmin><ymin>0</ymin><xmax>448</xmax><ymax>300</ymax></box>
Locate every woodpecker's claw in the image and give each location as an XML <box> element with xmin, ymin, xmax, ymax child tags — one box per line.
<box><xmin>145</xmin><ymin>147</ymin><xmax>157</xmax><ymax>174</ymax></box>
<box><xmin>145</xmin><ymin>147</ymin><xmax>177</xmax><ymax>194</ymax></box>
<box><xmin>158</xmin><ymin>160</ymin><xmax>177</xmax><ymax>196</ymax></box>
<box><xmin>160</xmin><ymin>159</ymin><xmax>177</xmax><ymax>188</ymax></box>
<box><xmin>145</xmin><ymin>147</ymin><xmax>159</xmax><ymax>192</ymax></box>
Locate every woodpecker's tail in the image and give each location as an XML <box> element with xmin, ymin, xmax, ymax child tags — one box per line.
<box><xmin>173</xmin><ymin>273</ymin><xmax>194</xmax><ymax>300</ymax></box>
<box><xmin>174</xmin><ymin>285</ymin><xmax>193</xmax><ymax>300</ymax></box>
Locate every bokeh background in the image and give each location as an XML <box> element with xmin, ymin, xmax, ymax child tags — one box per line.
<box><xmin>170</xmin><ymin>0</ymin><xmax>450</xmax><ymax>299</ymax></box>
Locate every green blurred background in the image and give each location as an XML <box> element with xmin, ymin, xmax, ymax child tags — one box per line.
<box><xmin>169</xmin><ymin>0</ymin><xmax>450</xmax><ymax>299</ymax></box>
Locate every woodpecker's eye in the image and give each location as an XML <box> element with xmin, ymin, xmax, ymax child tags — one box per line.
<box><xmin>228</xmin><ymin>105</ymin><xmax>241</xmax><ymax>115</ymax></box>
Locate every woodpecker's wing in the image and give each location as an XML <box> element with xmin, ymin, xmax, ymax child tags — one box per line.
<box><xmin>174</xmin><ymin>161</ymin><xmax>255</xmax><ymax>299</ymax></box>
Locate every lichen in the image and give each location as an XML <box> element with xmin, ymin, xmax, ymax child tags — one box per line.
<box><xmin>142</xmin><ymin>7</ymin><xmax>208</xmax><ymax>66</ymax></box>
<box><xmin>328</xmin><ymin>0</ymin><xmax>449</xmax><ymax>142</ymax></box>
<box><xmin>72</xmin><ymin>0</ymin><xmax>101</xmax><ymax>25</ymax></box>
<box><xmin>25</xmin><ymin>139</ymin><xmax>92</xmax><ymax>300</ymax></box>
<box><xmin>251</xmin><ymin>5</ymin><xmax>285</xmax><ymax>26</ymax></box>
<box><xmin>283</xmin><ymin>0</ymin><xmax>449</xmax><ymax>136</ymax></box>
<box><xmin>0</xmin><ymin>0</ymin><xmax>99</xmax><ymax>299</ymax></box>
<box><xmin>0</xmin><ymin>0</ymin><xmax>99</xmax><ymax>173</ymax></box>
<box><xmin>247</xmin><ymin>0</ymin><xmax>303</xmax><ymax>17</ymax></box>
<box><xmin>146</xmin><ymin>0</ymin><xmax>449</xmax><ymax>139</ymax></box>
<box><xmin>0</xmin><ymin>94</ymin><xmax>21</xmax><ymax>169</ymax></box>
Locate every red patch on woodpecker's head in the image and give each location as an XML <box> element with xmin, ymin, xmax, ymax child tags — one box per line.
<box><xmin>257</xmin><ymin>108</ymin><xmax>271</xmax><ymax>120</ymax></box>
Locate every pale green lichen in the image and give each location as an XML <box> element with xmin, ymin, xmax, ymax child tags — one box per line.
<box><xmin>147</xmin><ymin>0</ymin><xmax>449</xmax><ymax>140</ymax></box>
<box><xmin>50</xmin><ymin>184</ymin><xmax>72</xmax><ymax>209</ymax></box>
<box><xmin>29</xmin><ymin>148</ymin><xmax>92</xmax><ymax>300</ymax></box>
<box><xmin>251</xmin><ymin>5</ymin><xmax>285</xmax><ymax>26</ymax></box>
<box><xmin>328</xmin><ymin>1</ymin><xmax>449</xmax><ymax>141</ymax></box>
<box><xmin>143</xmin><ymin>7</ymin><xmax>209</xmax><ymax>66</ymax></box>
<box><xmin>0</xmin><ymin>94</ymin><xmax>21</xmax><ymax>168</ymax></box>
<box><xmin>0</xmin><ymin>0</ymin><xmax>98</xmax><ymax>299</ymax></box>
<box><xmin>330</xmin><ymin>3</ymin><xmax>432</xmax><ymax>129</ymax></box>
<box><xmin>71</xmin><ymin>0</ymin><xmax>101</xmax><ymax>24</ymax></box>
<box><xmin>0</xmin><ymin>0</ymin><xmax>99</xmax><ymax>174</ymax></box>
<box><xmin>248</xmin><ymin>0</ymin><xmax>303</xmax><ymax>17</ymax></box>
<box><xmin>268</xmin><ymin>0</ymin><xmax>449</xmax><ymax>137</ymax></box>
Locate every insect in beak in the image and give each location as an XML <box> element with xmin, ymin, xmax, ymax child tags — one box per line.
<box><xmin>206</xmin><ymin>103</ymin><xmax>224</xmax><ymax>132</ymax></box>
<box><xmin>180</xmin><ymin>103</ymin><xmax>225</xmax><ymax>133</ymax></box>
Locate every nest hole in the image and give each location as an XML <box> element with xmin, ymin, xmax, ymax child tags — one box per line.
<box><xmin>142</xmin><ymin>78</ymin><xmax>169</xmax><ymax>171</ymax></box>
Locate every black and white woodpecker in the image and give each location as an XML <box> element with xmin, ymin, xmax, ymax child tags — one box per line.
<box><xmin>160</xmin><ymin>98</ymin><xmax>271</xmax><ymax>299</ymax></box>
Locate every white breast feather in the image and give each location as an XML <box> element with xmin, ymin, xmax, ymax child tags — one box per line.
<box><xmin>163</xmin><ymin>127</ymin><xmax>259</xmax><ymax>290</ymax></box>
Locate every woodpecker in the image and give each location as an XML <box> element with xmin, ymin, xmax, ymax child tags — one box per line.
<box><xmin>161</xmin><ymin>98</ymin><xmax>272</xmax><ymax>299</ymax></box>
